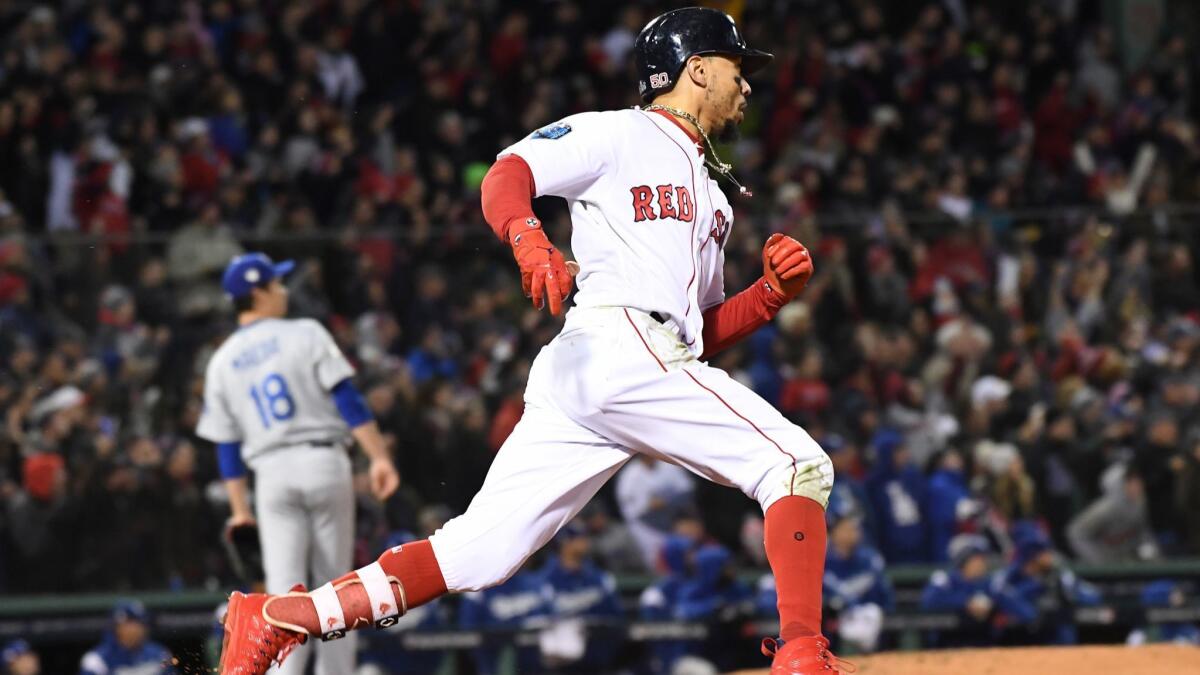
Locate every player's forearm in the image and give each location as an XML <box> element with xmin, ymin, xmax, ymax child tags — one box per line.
<box><xmin>481</xmin><ymin>154</ymin><xmax>537</xmax><ymax>243</ymax></box>
<box><xmin>224</xmin><ymin>477</ymin><xmax>253</xmax><ymax>519</ymax></box>
<box><xmin>700</xmin><ymin>277</ymin><xmax>788</xmax><ymax>360</ymax></box>
<box><xmin>351</xmin><ymin>421</ymin><xmax>391</xmax><ymax>463</ymax></box>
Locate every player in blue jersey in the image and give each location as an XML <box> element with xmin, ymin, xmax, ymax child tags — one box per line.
<box><xmin>79</xmin><ymin>601</ymin><xmax>174</xmax><ymax>675</ymax></box>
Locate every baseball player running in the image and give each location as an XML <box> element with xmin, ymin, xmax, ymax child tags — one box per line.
<box><xmin>219</xmin><ymin>8</ymin><xmax>847</xmax><ymax>674</ymax></box>
<box><xmin>198</xmin><ymin>252</ymin><xmax>399</xmax><ymax>675</ymax></box>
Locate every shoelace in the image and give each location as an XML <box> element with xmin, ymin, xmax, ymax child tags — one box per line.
<box><xmin>761</xmin><ymin>637</ymin><xmax>857</xmax><ymax>674</ymax></box>
<box><xmin>822</xmin><ymin>649</ymin><xmax>857</xmax><ymax>673</ymax></box>
<box><xmin>252</xmin><ymin>625</ymin><xmax>302</xmax><ymax>669</ymax></box>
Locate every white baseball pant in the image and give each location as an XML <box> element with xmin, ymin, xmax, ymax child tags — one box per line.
<box><xmin>431</xmin><ymin>306</ymin><xmax>833</xmax><ymax>591</ymax></box>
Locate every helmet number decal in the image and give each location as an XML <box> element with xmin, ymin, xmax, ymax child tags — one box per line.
<box><xmin>649</xmin><ymin>72</ymin><xmax>670</xmax><ymax>89</ymax></box>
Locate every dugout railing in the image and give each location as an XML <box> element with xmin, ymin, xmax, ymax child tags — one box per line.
<box><xmin>2</xmin><ymin>558</ymin><xmax>1198</xmax><ymax>647</ymax></box>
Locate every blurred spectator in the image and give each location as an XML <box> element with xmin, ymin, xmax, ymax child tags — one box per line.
<box><xmin>1020</xmin><ymin>407</ymin><xmax>1081</xmax><ymax>551</ymax></box>
<box><xmin>821</xmin><ymin>514</ymin><xmax>893</xmax><ymax>654</ymax></box>
<box><xmin>79</xmin><ymin>600</ymin><xmax>175</xmax><ymax>675</ymax></box>
<box><xmin>641</xmin><ymin>535</ymin><xmax>696</xmax><ymax>675</ymax></box>
<box><xmin>578</xmin><ymin>500</ymin><xmax>646</xmax><ymax>574</ymax></box>
<box><xmin>1</xmin><ymin>639</ymin><xmax>39</xmax><ymax>675</ymax></box>
<box><xmin>1066</xmin><ymin>465</ymin><xmax>1157</xmax><ymax>563</ymax></box>
<box><xmin>976</xmin><ymin>440</ymin><xmax>1037</xmax><ymax>528</ymax></box>
<box><xmin>1134</xmin><ymin>415</ymin><xmax>1187</xmax><ymax>548</ymax></box>
<box><xmin>1177</xmin><ymin>432</ymin><xmax>1200</xmax><ymax>554</ymax></box>
<box><xmin>925</xmin><ymin>449</ymin><xmax>979</xmax><ymax>563</ymax></box>
<box><xmin>921</xmin><ymin>536</ymin><xmax>1009</xmax><ymax>648</ymax></box>
<box><xmin>458</xmin><ymin>562</ymin><xmax>550</xmax><ymax>675</ymax></box>
<box><xmin>1126</xmin><ymin>581</ymin><xmax>1200</xmax><ymax>646</ymax></box>
<box><xmin>865</xmin><ymin>429</ymin><xmax>929</xmax><ymax>563</ymax></box>
<box><xmin>822</xmin><ymin>434</ymin><xmax>875</xmax><ymax>545</ymax></box>
<box><xmin>671</xmin><ymin>544</ymin><xmax>753</xmax><ymax>672</ymax></box>
<box><xmin>537</xmin><ymin>523</ymin><xmax>623</xmax><ymax>672</ymax></box>
<box><xmin>993</xmin><ymin>526</ymin><xmax>1102</xmax><ymax>646</ymax></box>
<box><xmin>4</xmin><ymin>452</ymin><xmax>72</xmax><ymax>592</ymax></box>
<box><xmin>616</xmin><ymin>456</ymin><xmax>696</xmax><ymax>570</ymax></box>
<box><xmin>166</xmin><ymin>203</ymin><xmax>243</xmax><ymax>316</ymax></box>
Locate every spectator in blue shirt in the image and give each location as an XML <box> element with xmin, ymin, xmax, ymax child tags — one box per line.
<box><xmin>866</xmin><ymin>429</ymin><xmax>930</xmax><ymax>563</ymax></box>
<box><xmin>920</xmin><ymin>535</ymin><xmax>1023</xmax><ymax>647</ymax></box>
<box><xmin>823</xmin><ymin>433</ymin><xmax>877</xmax><ymax>545</ymax></box>
<box><xmin>537</xmin><ymin>522</ymin><xmax>623</xmax><ymax>673</ymax></box>
<box><xmin>2</xmin><ymin>639</ymin><xmax>39</xmax><ymax>675</ymax></box>
<box><xmin>1127</xmin><ymin>580</ymin><xmax>1200</xmax><ymax>646</ymax></box>
<box><xmin>993</xmin><ymin>525</ymin><xmax>1102</xmax><ymax>646</ymax></box>
<box><xmin>672</xmin><ymin>543</ymin><xmax>753</xmax><ymax>671</ymax></box>
<box><xmin>458</xmin><ymin>563</ymin><xmax>551</xmax><ymax>675</ymax></box>
<box><xmin>640</xmin><ymin>535</ymin><xmax>697</xmax><ymax>675</ymax></box>
<box><xmin>823</xmin><ymin>513</ymin><xmax>894</xmax><ymax>653</ymax></box>
<box><xmin>79</xmin><ymin>600</ymin><xmax>175</xmax><ymax>675</ymax></box>
<box><xmin>925</xmin><ymin>449</ymin><xmax>979</xmax><ymax>563</ymax></box>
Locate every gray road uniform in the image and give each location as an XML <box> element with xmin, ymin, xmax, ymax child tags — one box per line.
<box><xmin>198</xmin><ymin>317</ymin><xmax>357</xmax><ymax>675</ymax></box>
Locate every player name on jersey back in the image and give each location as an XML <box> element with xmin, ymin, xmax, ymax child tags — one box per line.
<box><xmin>231</xmin><ymin>336</ymin><xmax>281</xmax><ymax>370</ymax></box>
<box><xmin>197</xmin><ymin>318</ymin><xmax>356</xmax><ymax>462</ymax></box>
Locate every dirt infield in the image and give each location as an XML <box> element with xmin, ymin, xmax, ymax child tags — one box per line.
<box><xmin>732</xmin><ymin>643</ymin><xmax>1200</xmax><ymax>674</ymax></box>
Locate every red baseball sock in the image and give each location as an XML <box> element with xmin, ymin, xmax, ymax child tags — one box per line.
<box><xmin>764</xmin><ymin>495</ymin><xmax>827</xmax><ymax>641</ymax></box>
<box><xmin>265</xmin><ymin>539</ymin><xmax>448</xmax><ymax>635</ymax></box>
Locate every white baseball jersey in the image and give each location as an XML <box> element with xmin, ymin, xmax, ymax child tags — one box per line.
<box><xmin>428</xmin><ymin>108</ymin><xmax>832</xmax><ymax>595</ymax></box>
<box><xmin>499</xmin><ymin>108</ymin><xmax>734</xmax><ymax>357</ymax></box>
<box><xmin>197</xmin><ymin>317</ymin><xmax>355</xmax><ymax>463</ymax></box>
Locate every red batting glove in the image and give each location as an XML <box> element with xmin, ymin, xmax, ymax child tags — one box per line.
<box><xmin>508</xmin><ymin>217</ymin><xmax>574</xmax><ymax>315</ymax></box>
<box><xmin>762</xmin><ymin>233</ymin><xmax>814</xmax><ymax>300</ymax></box>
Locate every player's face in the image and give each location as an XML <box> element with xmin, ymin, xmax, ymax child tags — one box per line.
<box><xmin>831</xmin><ymin>518</ymin><xmax>862</xmax><ymax>551</ymax></box>
<box><xmin>258</xmin><ymin>278</ymin><xmax>289</xmax><ymax>317</ymax></box>
<box><xmin>10</xmin><ymin>653</ymin><xmax>39</xmax><ymax>675</ymax></box>
<box><xmin>115</xmin><ymin>619</ymin><xmax>147</xmax><ymax>649</ymax></box>
<box><xmin>705</xmin><ymin>55</ymin><xmax>751</xmax><ymax>142</ymax></box>
<box><xmin>961</xmin><ymin>554</ymin><xmax>988</xmax><ymax>580</ymax></box>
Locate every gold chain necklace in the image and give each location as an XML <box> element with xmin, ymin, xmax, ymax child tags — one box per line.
<box><xmin>642</xmin><ymin>103</ymin><xmax>752</xmax><ymax>197</ymax></box>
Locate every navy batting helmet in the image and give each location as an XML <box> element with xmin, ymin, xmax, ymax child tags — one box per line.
<box><xmin>634</xmin><ymin>7</ymin><xmax>773</xmax><ymax>102</ymax></box>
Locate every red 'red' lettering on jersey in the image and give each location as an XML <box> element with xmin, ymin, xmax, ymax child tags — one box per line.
<box><xmin>631</xmin><ymin>185</ymin><xmax>695</xmax><ymax>222</ymax></box>
<box><xmin>656</xmin><ymin>185</ymin><xmax>678</xmax><ymax>220</ymax></box>
<box><xmin>676</xmin><ymin>186</ymin><xmax>694</xmax><ymax>222</ymax></box>
<box><xmin>631</xmin><ymin>186</ymin><xmax>656</xmax><ymax>221</ymax></box>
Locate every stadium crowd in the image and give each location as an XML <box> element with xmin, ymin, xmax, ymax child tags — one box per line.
<box><xmin>3</xmin><ymin>0</ymin><xmax>1200</xmax><ymax>670</ymax></box>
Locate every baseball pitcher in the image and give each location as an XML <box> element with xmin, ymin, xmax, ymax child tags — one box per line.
<box><xmin>218</xmin><ymin>9</ymin><xmax>846</xmax><ymax>674</ymax></box>
<box><xmin>198</xmin><ymin>253</ymin><xmax>399</xmax><ymax>675</ymax></box>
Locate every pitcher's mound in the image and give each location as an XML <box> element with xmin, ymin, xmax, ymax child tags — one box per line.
<box><xmin>731</xmin><ymin>643</ymin><xmax>1200</xmax><ymax>674</ymax></box>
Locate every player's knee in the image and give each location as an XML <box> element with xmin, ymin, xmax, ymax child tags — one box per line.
<box><xmin>429</xmin><ymin>532</ymin><xmax>538</xmax><ymax>593</ymax></box>
<box><xmin>757</xmin><ymin>441</ymin><xmax>834</xmax><ymax>512</ymax></box>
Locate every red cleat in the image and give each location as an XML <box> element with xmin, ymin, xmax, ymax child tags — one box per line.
<box><xmin>218</xmin><ymin>590</ymin><xmax>308</xmax><ymax>675</ymax></box>
<box><xmin>762</xmin><ymin>635</ymin><xmax>856</xmax><ymax>674</ymax></box>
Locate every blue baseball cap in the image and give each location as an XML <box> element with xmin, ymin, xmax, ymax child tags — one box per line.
<box><xmin>221</xmin><ymin>253</ymin><xmax>295</xmax><ymax>299</ymax></box>
<box><xmin>112</xmin><ymin>599</ymin><xmax>149</xmax><ymax>623</ymax></box>
<box><xmin>1013</xmin><ymin>527</ymin><xmax>1052</xmax><ymax>565</ymax></box>
<box><xmin>2</xmin><ymin>639</ymin><xmax>31</xmax><ymax>663</ymax></box>
<box><xmin>553</xmin><ymin>520</ymin><xmax>589</xmax><ymax>547</ymax></box>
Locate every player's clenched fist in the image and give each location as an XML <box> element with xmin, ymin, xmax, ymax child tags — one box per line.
<box><xmin>509</xmin><ymin>218</ymin><xmax>575</xmax><ymax>315</ymax></box>
<box><xmin>762</xmin><ymin>233</ymin><xmax>813</xmax><ymax>300</ymax></box>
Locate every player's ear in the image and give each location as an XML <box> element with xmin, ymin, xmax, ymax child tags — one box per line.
<box><xmin>684</xmin><ymin>55</ymin><xmax>709</xmax><ymax>89</ymax></box>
